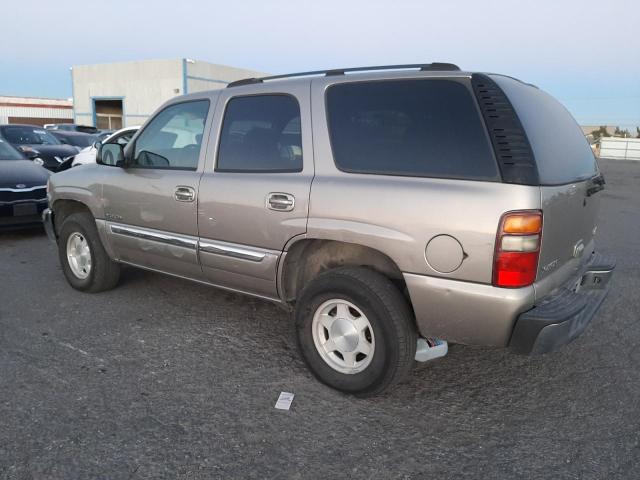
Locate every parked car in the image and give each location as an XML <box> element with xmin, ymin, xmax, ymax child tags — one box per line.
<box><xmin>43</xmin><ymin>63</ymin><xmax>615</xmax><ymax>396</ymax></box>
<box><xmin>70</xmin><ymin>126</ymin><xmax>139</xmax><ymax>167</ymax></box>
<box><xmin>94</xmin><ymin>130</ymin><xmax>115</xmax><ymax>142</ymax></box>
<box><xmin>50</xmin><ymin>130</ymin><xmax>99</xmax><ymax>150</ymax></box>
<box><xmin>0</xmin><ymin>124</ymin><xmax>79</xmax><ymax>172</ymax></box>
<box><xmin>0</xmin><ymin>137</ymin><xmax>49</xmax><ymax>229</ymax></box>
<box><xmin>44</xmin><ymin>124</ymin><xmax>99</xmax><ymax>134</ymax></box>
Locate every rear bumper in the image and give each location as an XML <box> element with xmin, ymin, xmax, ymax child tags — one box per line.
<box><xmin>42</xmin><ymin>208</ymin><xmax>56</xmax><ymax>241</ymax></box>
<box><xmin>509</xmin><ymin>252</ymin><xmax>615</xmax><ymax>354</ymax></box>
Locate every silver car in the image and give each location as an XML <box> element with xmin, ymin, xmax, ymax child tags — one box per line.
<box><xmin>43</xmin><ymin>63</ymin><xmax>615</xmax><ymax>396</ymax></box>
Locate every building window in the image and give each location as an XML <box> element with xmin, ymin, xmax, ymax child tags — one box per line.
<box><xmin>94</xmin><ymin>99</ymin><xmax>123</xmax><ymax>130</ymax></box>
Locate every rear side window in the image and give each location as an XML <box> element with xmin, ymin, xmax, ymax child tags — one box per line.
<box><xmin>217</xmin><ymin>95</ymin><xmax>302</xmax><ymax>173</ymax></box>
<box><xmin>491</xmin><ymin>75</ymin><xmax>597</xmax><ymax>185</ymax></box>
<box><xmin>326</xmin><ymin>79</ymin><xmax>499</xmax><ymax>181</ymax></box>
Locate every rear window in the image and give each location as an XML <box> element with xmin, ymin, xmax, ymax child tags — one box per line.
<box><xmin>325</xmin><ymin>79</ymin><xmax>499</xmax><ymax>181</ymax></box>
<box><xmin>491</xmin><ymin>75</ymin><xmax>598</xmax><ymax>185</ymax></box>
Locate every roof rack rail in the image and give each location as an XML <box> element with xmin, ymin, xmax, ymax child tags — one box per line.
<box><xmin>226</xmin><ymin>62</ymin><xmax>461</xmax><ymax>88</ymax></box>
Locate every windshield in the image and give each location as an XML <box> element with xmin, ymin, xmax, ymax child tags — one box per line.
<box><xmin>1</xmin><ymin>126</ymin><xmax>61</xmax><ymax>145</ymax></box>
<box><xmin>0</xmin><ymin>138</ymin><xmax>24</xmax><ymax>160</ymax></box>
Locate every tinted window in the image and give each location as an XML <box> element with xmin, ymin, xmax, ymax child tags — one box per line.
<box><xmin>0</xmin><ymin>138</ymin><xmax>23</xmax><ymax>160</ymax></box>
<box><xmin>492</xmin><ymin>75</ymin><xmax>597</xmax><ymax>185</ymax></box>
<box><xmin>112</xmin><ymin>131</ymin><xmax>135</xmax><ymax>146</ymax></box>
<box><xmin>1</xmin><ymin>126</ymin><xmax>61</xmax><ymax>145</ymax></box>
<box><xmin>133</xmin><ymin>100</ymin><xmax>209</xmax><ymax>170</ymax></box>
<box><xmin>217</xmin><ymin>95</ymin><xmax>302</xmax><ymax>172</ymax></box>
<box><xmin>326</xmin><ymin>80</ymin><xmax>498</xmax><ymax>180</ymax></box>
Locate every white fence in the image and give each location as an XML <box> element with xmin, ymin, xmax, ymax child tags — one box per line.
<box><xmin>599</xmin><ymin>137</ymin><xmax>640</xmax><ymax>160</ymax></box>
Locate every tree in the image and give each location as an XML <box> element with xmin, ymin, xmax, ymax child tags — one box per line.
<box><xmin>614</xmin><ymin>126</ymin><xmax>630</xmax><ymax>138</ymax></box>
<box><xmin>636</xmin><ymin>127</ymin><xmax>640</xmax><ymax>139</ymax></box>
<box><xmin>591</xmin><ymin>125</ymin><xmax>610</xmax><ymax>140</ymax></box>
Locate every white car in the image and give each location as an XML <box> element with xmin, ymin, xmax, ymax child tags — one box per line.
<box><xmin>71</xmin><ymin>126</ymin><xmax>139</xmax><ymax>167</ymax></box>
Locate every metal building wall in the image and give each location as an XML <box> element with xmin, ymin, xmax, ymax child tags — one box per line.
<box><xmin>72</xmin><ymin>59</ymin><xmax>184</xmax><ymax>128</ymax></box>
<box><xmin>184</xmin><ymin>60</ymin><xmax>267</xmax><ymax>93</ymax></box>
<box><xmin>600</xmin><ymin>138</ymin><xmax>640</xmax><ymax>160</ymax></box>
<box><xmin>71</xmin><ymin>59</ymin><xmax>269</xmax><ymax>127</ymax></box>
<box><xmin>0</xmin><ymin>96</ymin><xmax>73</xmax><ymax>125</ymax></box>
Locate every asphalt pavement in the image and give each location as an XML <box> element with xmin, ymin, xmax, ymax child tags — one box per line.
<box><xmin>1</xmin><ymin>159</ymin><xmax>639</xmax><ymax>479</ymax></box>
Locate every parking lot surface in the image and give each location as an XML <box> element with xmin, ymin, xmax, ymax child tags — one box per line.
<box><xmin>1</xmin><ymin>159</ymin><xmax>639</xmax><ymax>479</ymax></box>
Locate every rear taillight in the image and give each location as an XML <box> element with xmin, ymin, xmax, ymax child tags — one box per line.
<box><xmin>493</xmin><ymin>211</ymin><xmax>542</xmax><ymax>288</ymax></box>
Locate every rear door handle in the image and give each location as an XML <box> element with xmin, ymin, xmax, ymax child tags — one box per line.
<box><xmin>174</xmin><ymin>186</ymin><xmax>196</xmax><ymax>202</ymax></box>
<box><xmin>267</xmin><ymin>192</ymin><xmax>295</xmax><ymax>212</ymax></box>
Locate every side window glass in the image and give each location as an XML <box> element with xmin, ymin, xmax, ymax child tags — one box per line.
<box><xmin>216</xmin><ymin>95</ymin><xmax>302</xmax><ymax>172</ymax></box>
<box><xmin>115</xmin><ymin>132</ymin><xmax>134</xmax><ymax>145</ymax></box>
<box><xmin>132</xmin><ymin>100</ymin><xmax>209</xmax><ymax>169</ymax></box>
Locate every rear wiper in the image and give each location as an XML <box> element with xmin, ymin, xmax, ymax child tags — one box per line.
<box><xmin>586</xmin><ymin>174</ymin><xmax>605</xmax><ymax>196</ymax></box>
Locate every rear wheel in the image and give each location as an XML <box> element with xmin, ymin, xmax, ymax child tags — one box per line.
<box><xmin>57</xmin><ymin>212</ymin><xmax>120</xmax><ymax>292</ymax></box>
<box><xmin>295</xmin><ymin>267</ymin><xmax>417</xmax><ymax>396</ymax></box>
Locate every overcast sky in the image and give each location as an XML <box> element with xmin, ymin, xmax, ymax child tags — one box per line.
<box><xmin>3</xmin><ymin>0</ymin><xmax>638</xmax><ymax>127</ymax></box>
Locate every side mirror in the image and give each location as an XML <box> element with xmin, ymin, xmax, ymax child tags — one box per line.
<box><xmin>96</xmin><ymin>143</ymin><xmax>125</xmax><ymax>167</ymax></box>
<box><xmin>92</xmin><ymin>140</ymin><xmax>102</xmax><ymax>149</ymax></box>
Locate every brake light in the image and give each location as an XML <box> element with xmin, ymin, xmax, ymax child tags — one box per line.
<box><xmin>493</xmin><ymin>211</ymin><xmax>542</xmax><ymax>288</ymax></box>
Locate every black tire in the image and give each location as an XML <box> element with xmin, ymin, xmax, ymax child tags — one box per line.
<box><xmin>295</xmin><ymin>267</ymin><xmax>417</xmax><ymax>396</ymax></box>
<box><xmin>57</xmin><ymin>212</ymin><xmax>120</xmax><ymax>293</ymax></box>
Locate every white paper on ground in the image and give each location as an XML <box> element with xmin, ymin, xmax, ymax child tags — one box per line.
<box><xmin>275</xmin><ymin>392</ymin><xmax>295</xmax><ymax>410</ymax></box>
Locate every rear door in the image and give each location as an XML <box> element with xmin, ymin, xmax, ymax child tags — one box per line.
<box><xmin>197</xmin><ymin>82</ymin><xmax>313</xmax><ymax>299</ymax></box>
<box><xmin>493</xmin><ymin>75</ymin><xmax>601</xmax><ymax>295</ymax></box>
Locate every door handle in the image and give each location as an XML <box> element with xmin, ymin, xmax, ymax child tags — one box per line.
<box><xmin>267</xmin><ymin>192</ymin><xmax>295</xmax><ymax>212</ymax></box>
<box><xmin>174</xmin><ymin>186</ymin><xmax>196</xmax><ymax>202</ymax></box>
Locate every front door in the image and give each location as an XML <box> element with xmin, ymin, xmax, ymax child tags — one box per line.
<box><xmin>101</xmin><ymin>98</ymin><xmax>211</xmax><ymax>279</ymax></box>
<box><xmin>197</xmin><ymin>84</ymin><xmax>313</xmax><ymax>299</ymax></box>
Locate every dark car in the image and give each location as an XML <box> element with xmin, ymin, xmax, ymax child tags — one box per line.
<box><xmin>50</xmin><ymin>130</ymin><xmax>99</xmax><ymax>149</ymax></box>
<box><xmin>0</xmin><ymin>124</ymin><xmax>79</xmax><ymax>172</ymax></box>
<box><xmin>95</xmin><ymin>130</ymin><xmax>115</xmax><ymax>142</ymax></box>
<box><xmin>0</xmin><ymin>138</ymin><xmax>50</xmax><ymax>229</ymax></box>
<box><xmin>45</xmin><ymin>123</ymin><xmax>99</xmax><ymax>134</ymax></box>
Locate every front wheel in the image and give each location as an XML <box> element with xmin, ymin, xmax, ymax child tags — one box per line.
<box><xmin>295</xmin><ymin>267</ymin><xmax>417</xmax><ymax>396</ymax></box>
<box><xmin>57</xmin><ymin>212</ymin><xmax>120</xmax><ymax>292</ymax></box>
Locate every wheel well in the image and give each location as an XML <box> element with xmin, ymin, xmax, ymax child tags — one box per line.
<box><xmin>281</xmin><ymin>239</ymin><xmax>407</xmax><ymax>303</ymax></box>
<box><xmin>52</xmin><ymin>200</ymin><xmax>92</xmax><ymax>235</ymax></box>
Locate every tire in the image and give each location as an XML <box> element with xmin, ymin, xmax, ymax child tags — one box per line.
<box><xmin>295</xmin><ymin>267</ymin><xmax>417</xmax><ymax>396</ymax></box>
<box><xmin>57</xmin><ymin>211</ymin><xmax>120</xmax><ymax>293</ymax></box>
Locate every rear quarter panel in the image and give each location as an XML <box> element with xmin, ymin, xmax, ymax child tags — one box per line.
<box><xmin>309</xmin><ymin>74</ymin><xmax>541</xmax><ymax>283</ymax></box>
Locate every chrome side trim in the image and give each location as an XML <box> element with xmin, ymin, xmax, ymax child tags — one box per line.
<box><xmin>109</xmin><ymin>224</ymin><xmax>197</xmax><ymax>250</ymax></box>
<box><xmin>199</xmin><ymin>240</ymin><xmax>267</xmax><ymax>262</ymax></box>
<box><xmin>0</xmin><ymin>198</ymin><xmax>48</xmax><ymax>205</ymax></box>
<box><xmin>0</xmin><ymin>185</ymin><xmax>46</xmax><ymax>192</ymax></box>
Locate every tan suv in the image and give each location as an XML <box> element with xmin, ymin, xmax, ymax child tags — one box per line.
<box><xmin>43</xmin><ymin>63</ymin><xmax>615</xmax><ymax>396</ymax></box>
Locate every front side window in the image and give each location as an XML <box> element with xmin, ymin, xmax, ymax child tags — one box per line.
<box><xmin>217</xmin><ymin>95</ymin><xmax>302</xmax><ymax>172</ymax></box>
<box><xmin>132</xmin><ymin>100</ymin><xmax>209</xmax><ymax>170</ymax></box>
<box><xmin>326</xmin><ymin>79</ymin><xmax>499</xmax><ymax>181</ymax></box>
<box><xmin>1</xmin><ymin>126</ymin><xmax>61</xmax><ymax>146</ymax></box>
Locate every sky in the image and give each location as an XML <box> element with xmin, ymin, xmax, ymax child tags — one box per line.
<box><xmin>2</xmin><ymin>0</ymin><xmax>639</xmax><ymax>128</ymax></box>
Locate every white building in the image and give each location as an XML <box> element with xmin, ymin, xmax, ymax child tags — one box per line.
<box><xmin>0</xmin><ymin>96</ymin><xmax>73</xmax><ymax>126</ymax></box>
<box><xmin>71</xmin><ymin>58</ymin><xmax>267</xmax><ymax>129</ymax></box>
